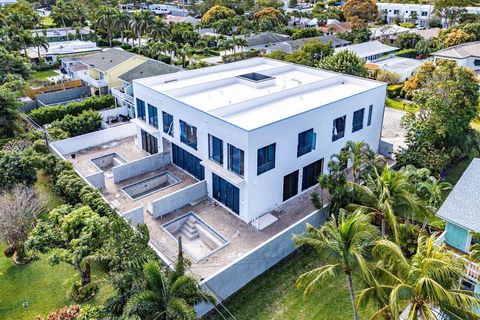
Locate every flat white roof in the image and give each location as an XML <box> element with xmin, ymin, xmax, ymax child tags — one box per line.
<box><xmin>134</xmin><ymin>58</ymin><xmax>385</xmax><ymax>131</ymax></box>
<box><xmin>335</xmin><ymin>41</ymin><xmax>399</xmax><ymax>59</ymax></box>
<box><xmin>372</xmin><ymin>56</ymin><xmax>424</xmax><ymax>71</ymax></box>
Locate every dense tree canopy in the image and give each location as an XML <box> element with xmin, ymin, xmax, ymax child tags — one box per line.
<box><xmin>319</xmin><ymin>50</ymin><xmax>367</xmax><ymax>77</ymax></box>
<box><xmin>343</xmin><ymin>0</ymin><xmax>379</xmax><ymax>23</ymax></box>
<box><xmin>201</xmin><ymin>5</ymin><xmax>236</xmax><ymax>25</ymax></box>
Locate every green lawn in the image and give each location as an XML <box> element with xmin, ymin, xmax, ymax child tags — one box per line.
<box><xmin>0</xmin><ymin>172</ymin><xmax>113</xmax><ymax>319</ymax></box>
<box><xmin>444</xmin><ymin>157</ymin><xmax>474</xmax><ymax>186</ymax></box>
<box><xmin>386</xmin><ymin>98</ymin><xmax>419</xmax><ymax>113</ymax></box>
<box><xmin>206</xmin><ymin>248</ymin><xmax>375</xmax><ymax>320</ymax></box>
<box><xmin>30</xmin><ymin>70</ymin><xmax>58</xmax><ymax>80</ymax></box>
<box><xmin>42</xmin><ymin>16</ymin><xmax>54</xmax><ymax>27</ymax></box>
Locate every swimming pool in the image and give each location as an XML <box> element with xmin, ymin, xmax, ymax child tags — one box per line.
<box><xmin>121</xmin><ymin>172</ymin><xmax>181</xmax><ymax>200</ymax></box>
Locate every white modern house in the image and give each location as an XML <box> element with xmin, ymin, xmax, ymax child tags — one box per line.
<box><xmin>369</xmin><ymin>56</ymin><xmax>424</xmax><ymax>82</ymax></box>
<box><xmin>335</xmin><ymin>40</ymin><xmax>399</xmax><ymax>62</ymax></box>
<box><xmin>377</xmin><ymin>2</ymin><xmax>480</xmax><ymax>27</ymax></box>
<box><xmin>131</xmin><ymin>58</ymin><xmax>387</xmax><ymax>223</ymax></box>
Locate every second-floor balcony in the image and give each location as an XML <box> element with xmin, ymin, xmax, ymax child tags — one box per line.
<box><xmin>111</xmin><ymin>86</ymin><xmax>134</xmax><ymax>104</ymax></box>
<box><xmin>77</xmin><ymin>71</ymin><xmax>108</xmax><ymax>88</ymax></box>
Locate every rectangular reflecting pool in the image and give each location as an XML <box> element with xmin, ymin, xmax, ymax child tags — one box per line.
<box><xmin>163</xmin><ymin>212</ymin><xmax>229</xmax><ymax>262</ymax></box>
<box><xmin>121</xmin><ymin>172</ymin><xmax>181</xmax><ymax>200</ymax></box>
<box><xmin>90</xmin><ymin>152</ymin><xmax>127</xmax><ymax>171</ymax></box>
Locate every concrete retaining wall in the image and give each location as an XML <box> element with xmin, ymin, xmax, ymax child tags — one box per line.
<box><xmin>150</xmin><ymin>180</ymin><xmax>207</xmax><ymax>219</ymax></box>
<box><xmin>50</xmin><ymin>123</ymin><xmax>136</xmax><ymax>155</ymax></box>
<box><xmin>85</xmin><ymin>171</ymin><xmax>105</xmax><ymax>190</ymax></box>
<box><xmin>123</xmin><ymin>205</ymin><xmax>144</xmax><ymax>225</ymax></box>
<box><xmin>379</xmin><ymin>139</ymin><xmax>394</xmax><ymax>159</ymax></box>
<box><xmin>196</xmin><ymin>209</ymin><xmax>326</xmax><ymax>316</ymax></box>
<box><xmin>112</xmin><ymin>152</ymin><xmax>171</xmax><ymax>184</ymax></box>
<box><xmin>36</xmin><ymin>86</ymin><xmax>91</xmax><ymax>107</ymax></box>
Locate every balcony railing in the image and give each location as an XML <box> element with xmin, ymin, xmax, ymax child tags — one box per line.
<box><xmin>77</xmin><ymin>72</ymin><xmax>108</xmax><ymax>87</ymax></box>
<box><xmin>111</xmin><ymin>86</ymin><xmax>134</xmax><ymax>104</ymax></box>
<box><xmin>436</xmin><ymin>231</ymin><xmax>480</xmax><ymax>282</ymax></box>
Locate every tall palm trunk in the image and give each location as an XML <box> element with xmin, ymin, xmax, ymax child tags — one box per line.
<box><xmin>346</xmin><ymin>272</ymin><xmax>359</xmax><ymax>320</ymax></box>
<box><xmin>120</xmin><ymin>30</ymin><xmax>124</xmax><ymax>45</ymax></box>
<box><xmin>138</xmin><ymin>30</ymin><xmax>141</xmax><ymax>46</ymax></box>
<box><xmin>381</xmin><ymin>218</ymin><xmax>386</xmax><ymax>237</ymax></box>
<box><xmin>61</xmin><ymin>18</ymin><xmax>70</xmax><ymax>41</ymax></box>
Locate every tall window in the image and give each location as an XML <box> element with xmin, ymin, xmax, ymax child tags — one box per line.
<box><xmin>162</xmin><ymin>111</ymin><xmax>173</xmax><ymax>136</ymax></box>
<box><xmin>136</xmin><ymin>98</ymin><xmax>146</xmax><ymax>121</ymax></box>
<box><xmin>332</xmin><ymin>116</ymin><xmax>346</xmax><ymax>141</ymax></box>
<box><xmin>228</xmin><ymin>144</ymin><xmax>244</xmax><ymax>177</ymax></box>
<box><xmin>352</xmin><ymin>108</ymin><xmax>365</xmax><ymax>132</ymax></box>
<box><xmin>180</xmin><ymin>120</ymin><xmax>197</xmax><ymax>150</ymax></box>
<box><xmin>367</xmin><ymin>105</ymin><xmax>373</xmax><ymax>126</ymax></box>
<box><xmin>302</xmin><ymin>159</ymin><xmax>323</xmax><ymax>191</ymax></box>
<box><xmin>147</xmin><ymin>104</ymin><xmax>158</xmax><ymax>128</ymax></box>
<box><xmin>257</xmin><ymin>143</ymin><xmax>276</xmax><ymax>175</ymax></box>
<box><xmin>208</xmin><ymin>134</ymin><xmax>223</xmax><ymax>165</ymax></box>
<box><xmin>297</xmin><ymin>129</ymin><xmax>316</xmax><ymax>157</ymax></box>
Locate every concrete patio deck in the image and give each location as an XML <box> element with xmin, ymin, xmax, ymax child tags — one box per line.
<box><xmin>146</xmin><ymin>186</ymin><xmax>323</xmax><ymax>280</ymax></box>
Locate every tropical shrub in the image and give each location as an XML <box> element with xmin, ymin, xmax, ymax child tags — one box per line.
<box><xmin>29</xmin><ymin>95</ymin><xmax>113</xmax><ymax>125</ymax></box>
<box><xmin>394</xmin><ymin>48</ymin><xmax>418</xmax><ymax>58</ymax></box>
<box><xmin>71</xmin><ymin>282</ymin><xmax>99</xmax><ymax>302</ymax></box>
<box><xmin>222</xmin><ymin>50</ymin><xmax>260</xmax><ymax>63</ymax></box>
<box><xmin>50</xmin><ymin>110</ymin><xmax>102</xmax><ymax>137</ymax></box>
<box><xmin>386</xmin><ymin>84</ymin><xmax>404</xmax><ymax>98</ymax></box>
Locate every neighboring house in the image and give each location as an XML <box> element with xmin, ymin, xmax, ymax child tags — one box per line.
<box><xmin>409</xmin><ymin>27</ymin><xmax>441</xmax><ymax>40</ymax></box>
<box><xmin>112</xmin><ymin>59</ymin><xmax>181</xmax><ymax>118</ymax></box>
<box><xmin>0</xmin><ymin>0</ymin><xmax>16</xmax><ymax>6</ymax></box>
<box><xmin>319</xmin><ymin>22</ymin><xmax>352</xmax><ymax>35</ymax></box>
<box><xmin>335</xmin><ymin>40</ymin><xmax>399</xmax><ymax>62</ymax></box>
<box><xmin>131</xmin><ymin>58</ymin><xmax>387</xmax><ymax>223</ymax></box>
<box><xmin>431</xmin><ymin>41</ymin><xmax>480</xmax><ymax>77</ymax></box>
<box><xmin>26</xmin><ymin>40</ymin><xmax>101</xmax><ymax>63</ymax></box>
<box><xmin>436</xmin><ymin>158</ymin><xmax>480</xmax><ymax>297</ymax></box>
<box><xmin>377</xmin><ymin>2</ymin><xmax>480</xmax><ymax>27</ymax></box>
<box><xmin>73</xmin><ymin>48</ymin><xmax>149</xmax><ymax>96</ymax></box>
<box><xmin>370</xmin><ymin>25</ymin><xmax>411</xmax><ymax>41</ymax></box>
<box><xmin>250</xmin><ymin>35</ymin><xmax>350</xmax><ymax>54</ymax></box>
<box><xmin>31</xmin><ymin>27</ymin><xmax>91</xmax><ymax>43</ymax></box>
<box><xmin>368</xmin><ymin>56</ymin><xmax>424</xmax><ymax>82</ymax></box>
<box><xmin>245</xmin><ymin>32</ymin><xmax>292</xmax><ymax>49</ymax></box>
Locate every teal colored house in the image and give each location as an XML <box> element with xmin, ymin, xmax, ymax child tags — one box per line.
<box><xmin>436</xmin><ymin>158</ymin><xmax>480</xmax><ymax>295</ymax></box>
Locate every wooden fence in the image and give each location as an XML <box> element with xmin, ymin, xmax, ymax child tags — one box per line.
<box><xmin>24</xmin><ymin>79</ymin><xmax>83</xmax><ymax>99</ymax></box>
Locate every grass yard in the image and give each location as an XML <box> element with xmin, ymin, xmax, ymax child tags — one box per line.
<box><xmin>386</xmin><ymin>98</ymin><xmax>419</xmax><ymax>113</ymax></box>
<box><xmin>0</xmin><ymin>243</ymin><xmax>113</xmax><ymax>320</ymax></box>
<box><xmin>42</xmin><ymin>16</ymin><xmax>54</xmax><ymax>27</ymax></box>
<box><xmin>0</xmin><ymin>171</ymin><xmax>112</xmax><ymax>319</ymax></box>
<box><xmin>206</xmin><ymin>248</ymin><xmax>375</xmax><ymax>320</ymax></box>
<box><xmin>31</xmin><ymin>70</ymin><xmax>59</xmax><ymax>80</ymax></box>
<box><xmin>444</xmin><ymin>157</ymin><xmax>474</xmax><ymax>186</ymax></box>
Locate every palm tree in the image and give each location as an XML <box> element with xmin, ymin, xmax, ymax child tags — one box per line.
<box><xmin>123</xmin><ymin>239</ymin><xmax>215</xmax><ymax>319</ymax></box>
<box><xmin>357</xmin><ymin>235</ymin><xmax>480</xmax><ymax>319</ymax></box>
<box><xmin>96</xmin><ymin>6</ymin><xmax>116</xmax><ymax>47</ymax></box>
<box><xmin>344</xmin><ymin>140</ymin><xmax>375</xmax><ymax>183</ymax></box>
<box><xmin>51</xmin><ymin>0</ymin><xmax>72</xmax><ymax>41</ymax></box>
<box><xmin>32</xmin><ymin>33</ymin><xmax>49</xmax><ymax>59</ymax></box>
<box><xmin>150</xmin><ymin>16</ymin><xmax>170</xmax><ymax>41</ymax></box>
<box><xmin>235</xmin><ymin>37</ymin><xmax>248</xmax><ymax>52</ymax></box>
<box><xmin>130</xmin><ymin>10</ymin><xmax>154</xmax><ymax>47</ymax></box>
<box><xmin>113</xmin><ymin>9</ymin><xmax>130</xmax><ymax>45</ymax></box>
<box><xmin>347</xmin><ymin>166</ymin><xmax>422</xmax><ymax>242</ymax></box>
<box><xmin>294</xmin><ymin>211</ymin><xmax>380</xmax><ymax>320</ymax></box>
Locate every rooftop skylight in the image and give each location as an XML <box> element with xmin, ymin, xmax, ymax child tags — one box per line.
<box><xmin>237</xmin><ymin>72</ymin><xmax>274</xmax><ymax>82</ymax></box>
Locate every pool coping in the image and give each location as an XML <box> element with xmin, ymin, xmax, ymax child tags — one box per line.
<box><xmin>121</xmin><ymin>171</ymin><xmax>182</xmax><ymax>201</ymax></box>
<box><xmin>161</xmin><ymin>211</ymin><xmax>231</xmax><ymax>263</ymax></box>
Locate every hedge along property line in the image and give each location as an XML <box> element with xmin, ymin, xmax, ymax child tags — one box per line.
<box><xmin>50</xmin><ymin>110</ymin><xmax>103</xmax><ymax>137</ymax></box>
<box><xmin>29</xmin><ymin>95</ymin><xmax>114</xmax><ymax>126</ymax></box>
<box><xmin>222</xmin><ymin>50</ymin><xmax>260</xmax><ymax>63</ymax></box>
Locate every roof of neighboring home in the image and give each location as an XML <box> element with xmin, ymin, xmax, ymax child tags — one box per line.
<box><xmin>409</xmin><ymin>27</ymin><xmax>441</xmax><ymax>40</ymax></box>
<box><xmin>431</xmin><ymin>41</ymin><xmax>480</xmax><ymax>59</ymax></box>
<box><xmin>31</xmin><ymin>27</ymin><xmax>90</xmax><ymax>38</ymax></box>
<box><xmin>370</xmin><ymin>25</ymin><xmax>410</xmax><ymax>38</ymax></box>
<box><xmin>181</xmin><ymin>16</ymin><xmax>199</xmax><ymax>25</ymax></box>
<box><xmin>319</xmin><ymin>22</ymin><xmax>352</xmax><ymax>34</ymax></box>
<box><xmin>118</xmin><ymin>60</ymin><xmax>181</xmax><ymax>83</ymax></box>
<box><xmin>437</xmin><ymin>158</ymin><xmax>480</xmax><ymax>232</ymax></box>
<box><xmin>371</xmin><ymin>56</ymin><xmax>424</xmax><ymax>72</ymax></box>
<box><xmin>334</xmin><ymin>40</ymin><xmax>399</xmax><ymax>59</ymax></box>
<box><xmin>286</xmin><ymin>35</ymin><xmax>351</xmax><ymax>51</ymax></box>
<box><xmin>246</xmin><ymin>32</ymin><xmax>291</xmax><ymax>47</ymax></box>
<box><xmin>79</xmin><ymin>48</ymin><xmax>135</xmax><ymax>72</ymax></box>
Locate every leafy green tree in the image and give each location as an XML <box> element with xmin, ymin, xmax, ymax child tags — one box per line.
<box><xmin>294</xmin><ymin>211</ymin><xmax>380</xmax><ymax>320</ymax></box>
<box><xmin>396</xmin><ymin>61</ymin><xmax>479</xmax><ymax>172</ymax></box>
<box><xmin>0</xmin><ymin>149</ymin><xmax>38</xmax><ymax>190</ymax></box>
<box><xmin>112</xmin><ymin>8</ymin><xmax>130</xmax><ymax>45</ymax></box>
<box><xmin>96</xmin><ymin>6</ymin><xmax>116</xmax><ymax>47</ymax></box>
<box><xmin>201</xmin><ymin>5</ymin><xmax>235</xmax><ymax>25</ymax></box>
<box><xmin>358</xmin><ymin>235</ymin><xmax>480</xmax><ymax>319</ymax></box>
<box><xmin>51</xmin><ymin>0</ymin><xmax>73</xmax><ymax>31</ymax></box>
<box><xmin>319</xmin><ymin>50</ymin><xmax>367</xmax><ymax>77</ymax></box>
<box><xmin>434</xmin><ymin>0</ymin><xmax>476</xmax><ymax>27</ymax></box>
<box><xmin>395</xmin><ymin>33</ymin><xmax>422</xmax><ymax>50</ymax></box>
<box><xmin>31</xmin><ymin>33</ymin><xmax>49</xmax><ymax>59</ymax></box>
<box><xmin>343</xmin><ymin>0</ymin><xmax>378</xmax><ymax>23</ymax></box>
<box><xmin>0</xmin><ymin>85</ymin><xmax>22</xmax><ymax>137</ymax></box>
<box><xmin>27</xmin><ymin>205</ymin><xmax>109</xmax><ymax>287</ymax></box>
<box><xmin>150</xmin><ymin>16</ymin><xmax>170</xmax><ymax>41</ymax></box>
<box><xmin>123</xmin><ymin>242</ymin><xmax>215</xmax><ymax>320</ymax></box>
<box><xmin>130</xmin><ymin>10</ymin><xmax>154</xmax><ymax>46</ymax></box>
<box><xmin>338</xmin><ymin>28</ymin><xmax>371</xmax><ymax>44</ymax></box>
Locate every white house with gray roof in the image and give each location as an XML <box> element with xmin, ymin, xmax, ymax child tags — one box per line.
<box><xmin>131</xmin><ymin>58</ymin><xmax>387</xmax><ymax>223</ymax></box>
<box><xmin>436</xmin><ymin>158</ymin><xmax>480</xmax><ymax>297</ymax></box>
<box><xmin>335</xmin><ymin>40</ymin><xmax>399</xmax><ymax>62</ymax></box>
<box><xmin>431</xmin><ymin>41</ymin><xmax>480</xmax><ymax>77</ymax></box>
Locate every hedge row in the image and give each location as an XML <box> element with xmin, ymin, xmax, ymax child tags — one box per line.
<box><xmin>50</xmin><ymin>110</ymin><xmax>102</xmax><ymax>137</ymax></box>
<box><xmin>222</xmin><ymin>50</ymin><xmax>260</xmax><ymax>63</ymax></box>
<box><xmin>29</xmin><ymin>95</ymin><xmax>114</xmax><ymax>126</ymax></box>
<box><xmin>387</xmin><ymin>84</ymin><xmax>405</xmax><ymax>98</ymax></box>
<box><xmin>394</xmin><ymin>49</ymin><xmax>418</xmax><ymax>59</ymax></box>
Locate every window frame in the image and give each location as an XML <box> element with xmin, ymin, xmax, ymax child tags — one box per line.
<box><xmin>257</xmin><ymin>143</ymin><xmax>276</xmax><ymax>175</ymax></box>
<box><xmin>162</xmin><ymin>111</ymin><xmax>174</xmax><ymax>136</ymax></box>
<box><xmin>367</xmin><ymin>105</ymin><xmax>373</xmax><ymax>126</ymax></box>
<box><xmin>352</xmin><ymin>108</ymin><xmax>365</xmax><ymax>133</ymax></box>
<box><xmin>147</xmin><ymin>104</ymin><xmax>158</xmax><ymax>128</ymax></box>
<box><xmin>179</xmin><ymin>120</ymin><xmax>198</xmax><ymax>150</ymax></box>
<box><xmin>332</xmin><ymin>115</ymin><xmax>346</xmax><ymax>142</ymax></box>
<box><xmin>297</xmin><ymin>128</ymin><xmax>316</xmax><ymax>157</ymax></box>
<box><xmin>136</xmin><ymin>98</ymin><xmax>146</xmax><ymax>121</ymax></box>
<box><xmin>227</xmin><ymin>144</ymin><xmax>244</xmax><ymax>177</ymax></box>
<box><xmin>208</xmin><ymin>134</ymin><xmax>223</xmax><ymax>165</ymax></box>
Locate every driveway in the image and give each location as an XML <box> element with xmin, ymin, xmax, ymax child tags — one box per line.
<box><xmin>381</xmin><ymin>107</ymin><xmax>408</xmax><ymax>156</ymax></box>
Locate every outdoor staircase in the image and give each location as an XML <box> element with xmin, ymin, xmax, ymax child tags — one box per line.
<box><xmin>179</xmin><ymin>216</ymin><xmax>199</xmax><ymax>240</ymax></box>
